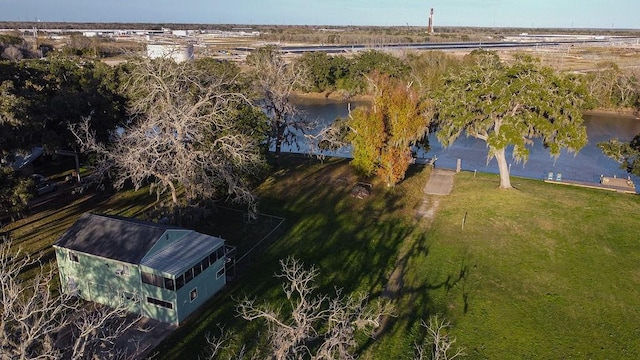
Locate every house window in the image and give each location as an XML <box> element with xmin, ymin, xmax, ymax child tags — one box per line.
<box><xmin>208</xmin><ymin>252</ymin><xmax>217</xmax><ymax>264</ymax></box>
<box><xmin>193</xmin><ymin>263</ymin><xmax>202</xmax><ymax>277</ymax></box>
<box><xmin>147</xmin><ymin>296</ymin><xmax>173</xmax><ymax>309</ymax></box>
<box><xmin>216</xmin><ymin>267</ymin><xmax>225</xmax><ymax>279</ymax></box>
<box><xmin>201</xmin><ymin>258</ymin><xmax>210</xmax><ymax>271</ymax></box>
<box><xmin>116</xmin><ymin>265</ymin><xmax>129</xmax><ymax>277</ymax></box>
<box><xmin>175</xmin><ymin>274</ymin><xmax>185</xmax><ymax>290</ymax></box>
<box><xmin>184</xmin><ymin>268</ymin><xmax>194</xmax><ymax>283</ymax></box>
<box><xmin>141</xmin><ymin>271</ymin><xmax>154</xmax><ymax>285</ymax></box>
<box><xmin>141</xmin><ymin>272</ymin><xmax>163</xmax><ymax>287</ymax></box>
<box><xmin>216</xmin><ymin>247</ymin><xmax>225</xmax><ymax>261</ymax></box>
<box><xmin>164</xmin><ymin>277</ymin><xmax>175</xmax><ymax>291</ymax></box>
<box><xmin>69</xmin><ymin>252</ymin><xmax>79</xmax><ymax>263</ymax></box>
<box><xmin>190</xmin><ymin>288</ymin><xmax>198</xmax><ymax>302</ymax></box>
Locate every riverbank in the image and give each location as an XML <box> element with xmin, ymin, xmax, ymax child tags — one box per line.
<box><xmin>584</xmin><ymin>109</ymin><xmax>640</xmax><ymax>120</ymax></box>
<box><xmin>292</xmin><ymin>91</ymin><xmax>372</xmax><ymax>102</ymax></box>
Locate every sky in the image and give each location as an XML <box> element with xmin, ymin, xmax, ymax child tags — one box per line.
<box><xmin>0</xmin><ymin>0</ymin><xmax>638</xmax><ymax>29</ymax></box>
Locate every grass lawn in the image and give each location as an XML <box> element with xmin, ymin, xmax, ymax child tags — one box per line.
<box><xmin>414</xmin><ymin>173</ymin><xmax>640</xmax><ymax>359</ymax></box>
<box><xmin>156</xmin><ymin>158</ymin><xmax>640</xmax><ymax>359</ymax></box>
<box><xmin>5</xmin><ymin>155</ymin><xmax>640</xmax><ymax>359</ymax></box>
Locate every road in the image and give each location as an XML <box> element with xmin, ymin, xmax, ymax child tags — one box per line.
<box><xmin>235</xmin><ymin>39</ymin><xmax>625</xmax><ymax>54</ymax></box>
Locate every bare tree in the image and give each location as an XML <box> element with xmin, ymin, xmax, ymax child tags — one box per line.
<box><xmin>0</xmin><ymin>240</ymin><xmax>143</xmax><ymax>359</ymax></box>
<box><xmin>236</xmin><ymin>257</ymin><xmax>393</xmax><ymax>360</ymax></box>
<box><xmin>247</xmin><ymin>46</ymin><xmax>312</xmax><ymax>160</ymax></box>
<box><xmin>71</xmin><ymin>57</ymin><xmax>266</xmax><ymax>215</ymax></box>
<box><xmin>615</xmin><ymin>68</ymin><xmax>640</xmax><ymax>108</ymax></box>
<box><xmin>314</xmin><ymin>290</ymin><xmax>389</xmax><ymax>360</ymax></box>
<box><xmin>2</xmin><ymin>45</ymin><xmax>24</xmax><ymax>61</ymax></box>
<box><xmin>414</xmin><ymin>315</ymin><xmax>465</xmax><ymax>360</ymax></box>
<box><xmin>0</xmin><ymin>243</ymin><xmax>70</xmax><ymax>359</ymax></box>
<box><xmin>67</xmin><ymin>303</ymin><xmax>143</xmax><ymax>360</ymax></box>
<box><xmin>201</xmin><ymin>326</ymin><xmax>250</xmax><ymax>360</ymax></box>
<box><xmin>304</xmin><ymin>111</ymin><xmax>351</xmax><ymax>160</ymax></box>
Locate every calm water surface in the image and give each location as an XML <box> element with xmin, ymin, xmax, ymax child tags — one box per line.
<box><xmin>289</xmin><ymin>97</ymin><xmax>640</xmax><ymax>190</ymax></box>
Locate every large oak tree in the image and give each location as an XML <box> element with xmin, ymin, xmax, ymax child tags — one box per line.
<box><xmin>0</xmin><ymin>57</ymin><xmax>126</xmax><ymax>153</ymax></box>
<box><xmin>73</xmin><ymin>57</ymin><xmax>267</xmax><ymax>214</ymax></box>
<box><xmin>0</xmin><ymin>166</ymin><xmax>33</xmax><ymax>221</ymax></box>
<box><xmin>436</xmin><ymin>52</ymin><xmax>588</xmax><ymax>188</ymax></box>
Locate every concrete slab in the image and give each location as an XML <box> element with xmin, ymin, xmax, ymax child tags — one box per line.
<box><xmin>113</xmin><ymin>316</ymin><xmax>177</xmax><ymax>358</ymax></box>
<box><xmin>424</xmin><ymin>169</ymin><xmax>456</xmax><ymax>195</ymax></box>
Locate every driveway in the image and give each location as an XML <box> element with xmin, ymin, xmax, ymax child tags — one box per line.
<box><xmin>423</xmin><ymin>168</ymin><xmax>456</xmax><ymax>195</ymax></box>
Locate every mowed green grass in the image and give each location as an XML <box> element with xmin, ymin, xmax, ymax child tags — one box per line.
<box><xmin>156</xmin><ymin>158</ymin><xmax>640</xmax><ymax>359</ymax></box>
<box><xmin>392</xmin><ymin>172</ymin><xmax>640</xmax><ymax>359</ymax></box>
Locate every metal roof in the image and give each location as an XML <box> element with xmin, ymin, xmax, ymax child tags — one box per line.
<box><xmin>55</xmin><ymin>213</ymin><xmax>176</xmax><ymax>264</ymax></box>
<box><xmin>11</xmin><ymin>146</ymin><xmax>43</xmax><ymax>170</ymax></box>
<box><xmin>140</xmin><ymin>231</ymin><xmax>224</xmax><ymax>276</ymax></box>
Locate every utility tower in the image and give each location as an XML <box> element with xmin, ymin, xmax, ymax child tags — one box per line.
<box><xmin>427</xmin><ymin>8</ymin><xmax>434</xmax><ymax>34</ymax></box>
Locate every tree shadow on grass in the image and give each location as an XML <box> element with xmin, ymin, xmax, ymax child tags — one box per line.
<box><xmin>152</xmin><ymin>156</ymin><xmax>471</xmax><ymax>358</ymax></box>
<box><xmin>357</xmin><ymin>246</ymin><xmax>473</xmax><ymax>358</ymax></box>
<box><xmin>7</xmin><ymin>192</ymin><xmax>113</xmax><ymax>255</ymax></box>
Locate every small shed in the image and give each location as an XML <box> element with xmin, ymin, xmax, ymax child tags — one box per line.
<box><xmin>54</xmin><ymin>213</ymin><xmax>230</xmax><ymax>325</ymax></box>
<box><xmin>8</xmin><ymin>146</ymin><xmax>43</xmax><ymax>176</ymax></box>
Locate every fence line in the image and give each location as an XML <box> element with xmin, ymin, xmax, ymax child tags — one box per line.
<box><xmin>214</xmin><ymin>206</ymin><xmax>286</xmax><ymax>280</ymax></box>
<box><xmin>236</xmin><ymin>214</ymin><xmax>285</xmax><ymax>265</ymax></box>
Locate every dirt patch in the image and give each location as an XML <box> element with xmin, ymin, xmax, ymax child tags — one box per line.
<box><xmin>416</xmin><ymin>197</ymin><xmax>440</xmax><ymax>221</ymax></box>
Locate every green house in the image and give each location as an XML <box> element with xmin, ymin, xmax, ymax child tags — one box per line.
<box><xmin>54</xmin><ymin>213</ymin><xmax>230</xmax><ymax>325</ymax></box>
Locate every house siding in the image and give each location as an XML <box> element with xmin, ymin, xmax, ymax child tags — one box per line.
<box><xmin>138</xmin><ymin>266</ymin><xmax>179</xmax><ymax>324</ymax></box>
<box><xmin>54</xmin><ymin>246</ymin><xmax>141</xmax><ymax>312</ymax></box>
<box><xmin>175</xmin><ymin>258</ymin><xmax>227</xmax><ymax>324</ymax></box>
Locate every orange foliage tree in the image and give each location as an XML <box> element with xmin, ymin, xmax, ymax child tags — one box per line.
<box><xmin>348</xmin><ymin>73</ymin><xmax>432</xmax><ymax>186</ymax></box>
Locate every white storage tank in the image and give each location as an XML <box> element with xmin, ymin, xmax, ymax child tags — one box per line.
<box><xmin>146</xmin><ymin>43</ymin><xmax>194</xmax><ymax>63</ymax></box>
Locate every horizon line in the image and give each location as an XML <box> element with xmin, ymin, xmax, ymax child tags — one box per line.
<box><xmin>0</xmin><ymin>21</ymin><xmax>638</xmax><ymax>31</ymax></box>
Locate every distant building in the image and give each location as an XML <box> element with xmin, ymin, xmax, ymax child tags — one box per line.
<box><xmin>146</xmin><ymin>43</ymin><xmax>194</xmax><ymax>63</ymax></box>
<box><xmin>54</xmin><ymin>213</ymin><xmax>232</xmax><ymax>325</ymax></box>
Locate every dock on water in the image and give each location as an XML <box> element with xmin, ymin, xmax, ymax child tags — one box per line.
<box><xmin>544</xmin><ymin>174</ymin><xmax>636</xmax><ymax>194</ymax></box>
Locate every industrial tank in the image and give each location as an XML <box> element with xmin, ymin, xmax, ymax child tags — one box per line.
<box><xmin>146</xmin><ymin>43</ymin><xmax>194</xmax><ymax>63</ymax></box>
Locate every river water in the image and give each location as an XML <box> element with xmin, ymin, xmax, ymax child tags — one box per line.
<box><xmin>288</xmin><ymin>97</ymin><xmax>640</xmax><ymax>190</ymax></box>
